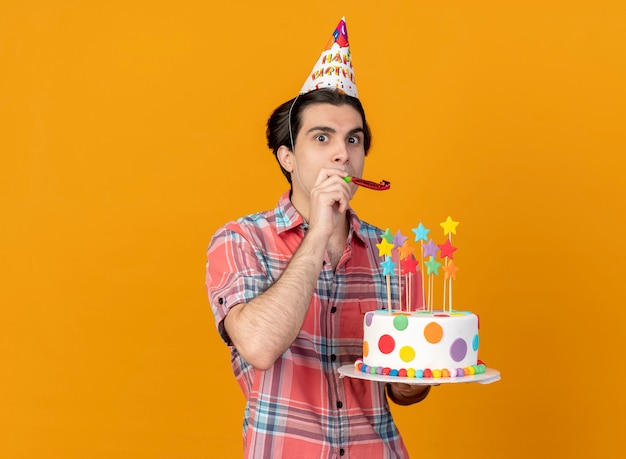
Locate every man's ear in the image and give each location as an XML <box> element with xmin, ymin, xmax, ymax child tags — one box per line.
<box><xmin>277</xmin><ymin>145</ymin><xmax>294</xmax><ymax>173</ymax></box>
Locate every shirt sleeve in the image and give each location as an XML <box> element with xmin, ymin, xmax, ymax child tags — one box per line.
<box><xmin>205</xmin><ymin>222</ymin><xmax>272</xmax><ymax>346</ymax></box>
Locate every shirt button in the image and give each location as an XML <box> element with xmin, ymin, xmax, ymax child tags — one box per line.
<box><xmin>330</xmin><ymin>354</ymin><xmax>336</xmax><ymax>362</ymax></box>
<box><xmin>218</xmin><ymin>297</ymin><xmax>224</xmax><ymax>305</ymax></box>
<box><xmin>330</xmin><ymin>306</ymin><xmax>337</xmax><ymax>313</ymax></box>
<box><xmin>339</xmin><ymin>448</ymin><xmax>345</xmax><ymax>456</ymax></box>
<box><xmin>337</xmin><ymin>401</ymin><xmax>343</xmax><ymax>409</ymax></box>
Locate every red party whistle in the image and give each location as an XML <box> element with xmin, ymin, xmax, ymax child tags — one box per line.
<box><xmin>344</xmin><ymin>176</ymin><xmax>391</xmax><ymax>191</ymax></box>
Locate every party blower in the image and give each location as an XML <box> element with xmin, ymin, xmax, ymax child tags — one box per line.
<box><xmin>344</xmin><ymin>177</ymin><xmax>391</xmax><ymax>191</ymax></box>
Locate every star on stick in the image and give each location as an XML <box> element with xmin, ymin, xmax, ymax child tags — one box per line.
<box><xmin>381</xmin><ymin>228</ymin><xmax>394</xmax><ymax>244</ymax></box>
<box><xmin>412</xmin><ymin>223</ymin><xmax>430</xmax><ymax>242</ymax></box>
<box><xmin>376</xmin><ymin>238</ymin><xmax>394</xmax><ymax>257</ymax></box>
<box><xmin>381</xmin><ymin>256</ymin><xmax>396</xmax><ymax>276</ymax></box>
<box><xmin>424</xmin><ymin>256</ymin><xmax>442</xmax><ymax>275</ymax></box>
<box><xmin>422</xmin><ymin>239</ymin><xmax>439</xmax><ymax>258</ymax></box>
<box><xmin>443</xmin><ymin>260</ymin><xmax>459</xmax><ymax>280</ymax></box>
<box><xmin>400</xmin><ymin>254</ymin><xmax>419</xmax><ymax>274</ymax></box>
<box><xmin>438</xmin><ymin>239</ymin><xmax>458</xmax><ymax>259</ymax></box>
<box><xmin>393</xmin><ymin>230</ymin><xmax>408</xmax><ymax>248</ymax></box>
<box><xmin>397</xmin><ymin>240</ymin><xmax>415</xmax><ymax>260</ymax></box>
<box><xmin>440</xmin><ymin>216</ymin><xmax>460</xmax><ymax>236</ymax></box>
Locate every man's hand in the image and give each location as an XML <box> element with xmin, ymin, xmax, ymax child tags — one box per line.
<box><xmin>307</xmin><ymin>168</ymin><xmax>354</xmax><ymax>238</ymax></box>
<box><xmin>386</xmin><ymin>383</ymin><xmax>433</xmax><ymax>406</ymax></box>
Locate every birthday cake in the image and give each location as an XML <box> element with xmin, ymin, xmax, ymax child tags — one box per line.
<box><xmin>354</xmin><ymin>217</ymin><xmax>487</xmax><ymax>379</ymax></box>
<box><xmin>356</xmin><ymin>310</ymin><xmax>484</xmax><ymax>378</ymax></box>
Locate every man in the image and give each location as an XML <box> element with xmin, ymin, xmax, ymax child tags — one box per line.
<box><xmin>206</xmin><ymin>18</ymin><xmax>431</xmax><ymax>458</ymax></box>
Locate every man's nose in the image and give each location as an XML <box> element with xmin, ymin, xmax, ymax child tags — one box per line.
<box><xmin>333</xmin><ymin>142</ymin><xmax>349</xmax><ymax>163</ymax></box>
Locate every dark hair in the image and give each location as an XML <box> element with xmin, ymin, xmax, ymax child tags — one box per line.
<box><xmin>266</xmin><ymin>89</ymin><xmax>372</xmax><ymax>184</ymax></box>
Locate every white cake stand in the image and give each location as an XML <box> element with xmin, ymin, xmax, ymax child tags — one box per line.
<box><xmin>338</xmin><ymin>364</ymin><xmax>501</xmax><ymax>385</ymax></box>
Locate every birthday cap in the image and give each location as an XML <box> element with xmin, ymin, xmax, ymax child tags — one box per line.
<box><xmin>299</xmin><ymin>17</ymin><xmax>358</xmax><ymax>98</ymax></box>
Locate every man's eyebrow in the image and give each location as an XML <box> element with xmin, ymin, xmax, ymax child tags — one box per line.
<box><xmin>305</xmin><ymin>126</ymin><xmax>336</xmax><ymax>134</ymax></box>
<box><xmin>305</xmin><ymin>126</ymin><xmax>364</xmax><ymax>135</ymax></box>
<box><xmin>348</xmin><ymin>127</ymin><xmax>365</xmax><ymax>135</ymax></box>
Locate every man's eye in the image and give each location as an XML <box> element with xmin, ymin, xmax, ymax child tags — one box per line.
<box><xmin>348</xmin><ymin>136</ymin><xmax>360</xmax><ymax>144</ymax></box>
<box><xmin>316</xmin><ymin>134</ymin><xmax>328</xmax><ymax>142</ymax></box>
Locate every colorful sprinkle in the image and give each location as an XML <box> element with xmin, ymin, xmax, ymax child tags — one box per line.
<box><xmin>393</xmin><ymin>314</ymin><xmax>409</xmax><ymax>331</ymax></box>
<box><xmin>378</xmin><ymin>334</ymin><xmax>395</xmax><ymax>354</ymax></box>
<box><xmin>424</xmin><ymin>322</ymin><xmax>443</xmax><ymax>344</ymax></box>
<box><xmin>450</xmin><ymin>338</ymin><xmax>468</xmax><ymax>362</ymax></box>
<box><xmin>399</xmin><ymin>346</ymin><xmax>416</xmax><ymax>363</ymax></box>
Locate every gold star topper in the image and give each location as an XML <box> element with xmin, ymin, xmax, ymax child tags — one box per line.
<box><xmin>375</xmin><ymin>238</ymin><xmax>394</xmax><ymax>257</ymax></box>
<box><xmin>440</xmin><ymin>216</ymin><xmax>460</xmax><ymax>236</ymax></box>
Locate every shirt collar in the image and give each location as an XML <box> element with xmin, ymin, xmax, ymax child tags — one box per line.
<box><xmin>274</xmin><ymin>191</ymin><xmax>368</xmax><ymax>244</ymax></box>
<box><xmin>275</xmin><ymin>192</ymin><xmax>305</xmax><ymax>234</ymax></box>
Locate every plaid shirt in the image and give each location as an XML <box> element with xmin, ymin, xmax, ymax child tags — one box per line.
<box><xmin>206</xmin><ymin>192</ymin><xmax>410</xmax><ymax>458</ymax></box>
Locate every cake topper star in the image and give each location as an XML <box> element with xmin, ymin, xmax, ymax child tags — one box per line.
<box><xmin>438</xmin><ymin>239</ymin><xmax>458</xmax><ymax>259</ymax></box>
<box><xmin>381</xmin><ymin>256</ymin><xmax>396</xmax><ymax>276</ymax></box>
<box><xmin>393</xmin><ymin>230</ymin><xmax>408</xmax><ymax>248</ymax></box>
<box><xmin>443</xmin><ymin>260</ymin><xmax>459</xmax><ymax>280</ymax></box>
<box><xmin>440</xmin><ymin>216</ymin><xmax>460</xmax><ymax>236</ymax></box>
<box><xmin>400</xmin><ymin>254</ymin><xmax>419</xmax><ymax>274</ymax></box>
<box><xmin>380</xmin><ymin>228</ymin><xmax>394</xmax><ymax>244</ymax></box>
<box><xmin>376</xmin><ymin>238</ymin><xmax>394</xmax><ymax>257</ymax></box>
<box><xmin>411</xmin><ymin>223</ymin><xmax>430</xmax><ymax>242</ymax></box>
<box><xmin>422</xmin><ymin>239</ymin><xmax>439</xmax><ymax>258</ymax></box>
<box><xmin>424</xmin><ymin>256</ymin><xmax>442</xmax><ymax>275</ymax></box>
<box><xmin>397</xmin><ymin>240</ymin><xmax>415</xmax><ymax>260</ymax></box>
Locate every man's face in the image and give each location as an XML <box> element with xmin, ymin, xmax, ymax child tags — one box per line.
<box><xmin>289</xmin><ymin>103</ymin><xmax>366</xmax><ymax>200</ymax></box>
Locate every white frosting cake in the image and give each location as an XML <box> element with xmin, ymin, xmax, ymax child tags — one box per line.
<box><xmin>358</xmin><ymin>310</ymin><xmax>482</xmax><ymax>378</ymax></box>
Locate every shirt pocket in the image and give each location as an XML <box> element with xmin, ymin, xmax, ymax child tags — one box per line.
<box><xmin>340</xmin><ymin>300</ymin><xmax>379</xmax><ymax>340</ymax></box>
<box><xmin>359</xmin><ymin>300</ymin><xmax>379</xmax><ymax>315</ymax></box>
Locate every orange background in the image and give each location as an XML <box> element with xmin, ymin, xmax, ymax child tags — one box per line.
<box><xmin>2</xmin><ymin>1</ymin><xmax>625</xmax><ymax>457</ymax></box>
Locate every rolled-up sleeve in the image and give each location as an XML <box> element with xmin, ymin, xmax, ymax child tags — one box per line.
<box><xmin>205</xmin><ymin>223</ymin><xmax>271</xmax><ymax>345</ymax></box>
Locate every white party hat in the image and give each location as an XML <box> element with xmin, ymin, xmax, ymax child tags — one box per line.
<box><xmin>299</xmin><ymin>17</ymin><xmax>358</xmax><ymax>98</ymax></box>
